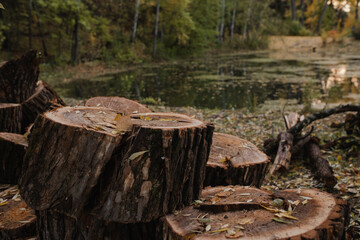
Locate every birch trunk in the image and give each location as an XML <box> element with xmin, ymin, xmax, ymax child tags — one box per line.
<box><xmin>230</xmin><ymin>0</ymin><xmax>237</xmax><ymax>43</ymax></box>
<box><xmin>153</xmin><ymin>0</ymin><xmax>161</xmax><ymax>57</ymax></box>
<box><xmin>315</xmin><ymin>0</ymin><xmax>328</xmax><ymax>34</ymax></box>
<box><xmin>131</xmin><ymin>0</ymin><xmax>140</xmax><ymax>43</ymax></box>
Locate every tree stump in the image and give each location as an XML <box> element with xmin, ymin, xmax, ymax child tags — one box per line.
<box><xmin>0</xmin><ymin>133</ymin><xmax>28</xmax><ymax>184</ymax></box>
<box><xmin>21</xmin><ymin>81</ymin><xmax>65</xmax><ymax>132</ymax></box>
<box><xmin>0</xmin><ymin>103</ymin><xmax>22</xmax><ymax>133</ymax></box>
<box><xmin>19</xmin><ymin>108</ymin><xmax>214</xmax><ymax>223</ymax></box>
<box><xmin>0</xmin><ymin>186</ymin><xmax>36</xmax><ymax>240</ymax></box>
<box><xmin>204</xmin><ymin>133</ymin><xmax>269</xmax><ymax>187</ymax></box>
<box><xmin>35</xmin><ymin>210</ymin><xmax>161</xmax><ymax>240</ymax></box>
<box><xmin>0</xmin><ymin>50</ymin><xmax>40</xmax><ymax>103</ymax></box>
<box><xmin>163</xmin><ymin>186</ymin><xmax>348</xmax><ymax>240</ymax></box>
<box><xmin>85</xmin><ymin>96</ymin><xmax>151</xmax><ymax>115</ymax></box>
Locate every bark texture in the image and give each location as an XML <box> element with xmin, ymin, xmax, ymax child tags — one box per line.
<box><xmin>0</xmin><ymin>103</ymin><xmax>22</xmax><ymax>133</ymax></box>
<box><xmin>0</xmin><ymin>50</ymin><xmax>40</xmax><ymax>103</ymax></box>
<box><xmin>204</xmin><ymin>132</ymin><xmax>269</xmax><ymax>187</ymax></box>
<box><xmin>0</xmin><ymin>186</ymin><xmax>36</xmax><ymax>240</ymax></box>
<box><xmin>36</xmin><ymin>210</ymin><xmax>161</xmax><ymax>240</ymax></box>
<box><xmin>85</xmin><ymin>96</ymin><xmax>151</xmax><ymax>116</ymax></box>
<box><xmin>305</xmin><ymin>138</ymin><xmax>337</xmax><ymax>188</ymax></box>
<box><xmin>21</xmin><ymin>81</ymin><xmax>65</xmax><ymax>132</ymax></box>
<box><xmin>163</xmin><ymin>186</ymin><xmax>348</xmax><ymax>240</ymax></box>
<box><xmin>19</xmin><ymin>108</ymin><xmax>214</xmax><ymax>224</ymax></box>
<box><xmin>0</xmin><ymin>133</ymin><xmax>28</xmax><ymax>184</ymax></box>
<box><xmin>269</xmin><ymin>132</ymin><xmax>294</xmax><ymax>174</ymax></box>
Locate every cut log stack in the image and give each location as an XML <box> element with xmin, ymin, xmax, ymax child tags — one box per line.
<box><xmin>19</xmin><ymin>106</ymin><xmax>214</xmax><ymax>238</ymax></box>
<box><xmin>0</xmin><ymin>50</ymin><xmax>65</xmax><ymax>134</ymax></box>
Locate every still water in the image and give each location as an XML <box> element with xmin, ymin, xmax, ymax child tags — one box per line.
<box><xmin>57</xmin><ymin>51</ymin><xmax>360</xmax><ymax>110</ymax></box>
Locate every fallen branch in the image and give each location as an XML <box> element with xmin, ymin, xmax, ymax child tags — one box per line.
<box><xmin>305</xmin><ymin>138</ymin><xmax>337</xmax><ymax>188</ymax></box>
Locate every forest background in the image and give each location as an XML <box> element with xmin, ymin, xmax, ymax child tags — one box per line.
<box><xmin>0</xmin><ymin>0</ymin><xmax>360</xmax><ymax>66</ymax></box>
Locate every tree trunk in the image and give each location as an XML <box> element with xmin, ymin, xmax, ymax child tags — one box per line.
<box><xmin>28</xmin><ymin>0</ymin><xmax>33</xmax><ymax>49</ymax></box>
<box><xmin>0</xmin><ymin>50</ymin><xmax>40</xmax><ymax>103</ymax></box>
<box><xmin>230</xmin><ymin>0</ymin><xmax>237</xmax><ymax>43</ymax></box>
<box><xmin>300</xmin><ymin>0</ymin><xmax>305</xmax><ymax>25</ymax></box>
<box><xmin>356</xmin><ymin>0</ymin><xmax>359</xmax><ymax>20</ymax></box>
<box><xmin>71</xmin><ymin>16</ymin><xmax>79</xmax><ymax>65</ymax></box>
<box><xmin>163</xmin><ymin>186</ymin><xmax>349</xmax><ymax>239</ymax></box>
<box><xmin>315</xmin><ymin>0</ymin><xmax>328</xmax><ymax>34</ymax></box>
<box><xmin>305</xmin><ymin>138</ymin><xmax>337</xmax><ymax>188</ymax></box>
<box><xmin>204</xmin><ymin>133</ymin><xmax>269</xmax><ymax>187</ymax></box>
<box><xmin>0</xmin><ymin>133</ymin><xmax>27</xmax><ymax>184</ymax></box>
<box><xmin>0</xmin><ymin>186</ymin><xmax>36</xmax><ymax>240</ymax></box>
<box><xmin>32</xmin><ymin>0</ymin><xmax>47</xmax><ymax>56</ymax></box>
<box><xmin>36</xmin><ymin>210</ymin><xmax>161</xmax><ymax>240</ymax></box>
<box><xmin>19</xmin><ymin>107</ymin><xmax>214</xmax><ymax>223</ymax></box>
<box><xmin>0</xmin><ymin>104</ymin><xmax>22</xmax><ymax>133</ymax></box>
<box><xmin>220</xmin><ymin>0</ymin><xmax>226</xmax><ymax>42</ymax></box>
<box><xmin>153</xmin><ymin>0</ymin><xmax>161</xmax><ymax>57</ymax></box>
<box><xmin>85</xmin><ymin>96</ymin><xmax>151</xmax><ymax>116</ymax></box>
<box><xmin>291</xmin><ymin>0</ymin><xmax>296</xmax><ymax>21</ymax></box>
<box><xmin>242</xmin><ymin>0</ymin><xmax>253</xmax><ymax>42</ymax></box>
<box><xmin>131</xmin><ymin>0</ymin><xmax>140</xmax><ymax>43</ymax></box>
<box><xmin>21</xmin><ymin>81</ymin><xmax>65</xmax><ymax>132</ymax></box>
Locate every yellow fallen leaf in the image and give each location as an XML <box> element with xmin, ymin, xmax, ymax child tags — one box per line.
<box><xmin>114</xmin><ymin>113</ymin><xmax>122</xmax><ymax>121</ymax></box>
<box><xmin>260</xmin><ymin>205</ymin><xmax>281</xmax><ymax>213</ymax></box>
<box><xmin>209</xmin><ymin>228</ymin><xmax>229</xmax><ymax>233</ymax></box>
<box><xmin>219</xmin><ymin>156</ymin><xmax>231</xmax><ymax>163</ymax></box>
<box><xmin>302</xmin><ymin>199</ymin><xmax>308</xmax><ymax>205</ymax></box>
<box><xmin>0</xmin><ymin>201</ymin><xmax>8</xmax><ymax>206</ymax></box>
<box><xmin>129</xmin><ymin>151</ymin><xmax>148</xmax><ymax>161</ymax></box>
<box><xmin>238</xmin><ymin>217</ymin><xmax>255</xmax><ymax>225</ymax></box>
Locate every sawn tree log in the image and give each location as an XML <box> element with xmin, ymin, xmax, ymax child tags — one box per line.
<box><xmin>19</xmin><ymin>107</ymin><xmax>214</xmax><ymax>223</ymax></box>
<box><xmin>0</xmin><ymin>132</ymin><xmax>28</xmax><ymax>184</ymax></box>
<box><xmin>0</xmin><ymin>186</ymin><xmax>36</xmax><ymax>240</ymax></box>
<box><xmin>0</xmin><ymin>50</ymin><xmax>41</xmax><ymax>103</ymax></box>
<box><xmin>0</xmin><ymin>103</ymin><xmax>22</xmax><ymax>133</ymax></box>
<box><xmin>21</xmin><ymin>81</ymin><xmax>65</xmax><ymax>132</ymax></box>
<box><xmin>85</xmin><ymin>96</ymin><xmax>151</xmax><ymax>115</ymax></box>
<box><xmin>204</xmin><ymin>132</ymin><xmax>269</xmax><ymax>187</ymax></box>
<box><xmin>163</xmin><ymin>186</ymin><xmax>349</xmax><ymax>240</ymax></box>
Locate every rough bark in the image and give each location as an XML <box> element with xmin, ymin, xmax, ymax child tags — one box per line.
<box><xmin>305</xmin><ymin>138</ymin><xmax>337</xmax><ymax>188</ymax></box>
<box><xmin>32</xmin><ymin>0</ymin><xmax>47</xmax><ymax>56</ymax></box>
<box><xmin>21</xmin><ymin>81</ymin><xmax>65</xmax><ymax>132</ymax></box>
<box><xmin>269</xmin><ymin>132</ymin><xmax>293</xmax><ymax>174</ymax></box>
<box><xmin>163</xmin><ymin>186</ymin><xmax>348</xmax><ymax>240</ymax></box>
<box><xmin>36</xmin><ymin>210</ymin><xmax>161</xmax><ymax>240</ymax></box>
<box><xmin>19</xmin><ymin>107</ymin><xmax>214</xmax><ymax>223</ymax></box>
<box><xmin>291</xmin><ymin>0</ymin><xmax>296</xmax><ymax>21</ymax></box>
<box><xmin>153</xmin><ymin>0</ymin><xmax>161</xmax><ymax>57</ymax></box>
<box><xmin>85</xmin><ymin>96</ymin><xmax>151</xmax><ymax>116</ymax></box>
<box><xmin>0</xmin><ymin>50</ymin><xmax>40</xmax><ymax>103</ymax></box>
<box><xmin>0</xmin><ymin>103</ymin><xmax>22</xmax><ymax>133</ymax></box>
<box><xmin>230</xmin><ymin>0</ymin><xmax>237</xmax><ymax>43</ymax></box>
<box><xmin>131</xmin><ymin>0</ymin><xmax>140</xmax><ymax>43</ymax></box>
<box><xmin>0</xmin><ymin>186</ymin><xmax>36</xmax><ymax>240</ymax></box>
<box><xmin>0</xmin><ymin>133</ymin><xmax>28</xmax><ymax>184</ymax></box>
<box><xmin>204</xmin><ymin>132</ymin><xmax>269</xmax><ymax>187</ymax></box>
<box><xmin>315</xmin><ymin>0</ymin><xmax>329</xmax><ymax>34</ymax></box>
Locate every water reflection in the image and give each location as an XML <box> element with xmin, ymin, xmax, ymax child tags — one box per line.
<box><xmin>56</xmin><ymin>52</ymin><xmax>360</xmax><ymax>110</ymax></box>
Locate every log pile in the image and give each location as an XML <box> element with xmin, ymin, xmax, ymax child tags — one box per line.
<box><xmin>0</xmin><ymin>50</ymin><xmax>65</xmax><ymax>134</ymax></box>
<box><xmin>0</xmin><ymin>52</ymin><xmax>351</xmax><ymax>239</ymax></box>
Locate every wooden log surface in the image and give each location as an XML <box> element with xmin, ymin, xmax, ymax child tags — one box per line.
<box><xmin>0</xmin><ymin>133</ymin><xmax>28</xmax><ymax>184</ymax></box>
<box><xmin>0</xmin><ymin>103</ymin><xmax>22</xmax><ymax>133</ymax></box>
<box><xmin>0</xmin><ymin>50</ymin><xmax>40</xmax><ymax>103</ymax></box>
<box><xmin>21</xmin><ymin>81</ymin><xmax>65</xmax><ymax>132</ymax></box>
<box><xmin>163</xmin><ymin>186</ymin><xmax>348</xmax><ymax>240</ymax></box>
<box><xmin>19</xmin><ymin>107</ymin><xmax>214</xmax><ymax>223</ymax></box>
<box><xmin>204</xmin><ymin>133</ymin><xmax>269</xmax><ymax>187</ymax></box>
<box><xmin>36</xmin><ymin>210</ymin><xmax>160</xmax><ymax>240</ymax></box>
<box><xmin>0</xmin><ymin>186</ymin><xmax>36</xmax><ymax>240</ymax></box>
<box><xmin>268</xmin><ymin>132</ymin><xmax>294</xmax><ymax>175</ymax></box>
<box><xmin>85</xmin><ymin>96</ymin><xmax>151</xmax><ymax>115</ymax></box>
